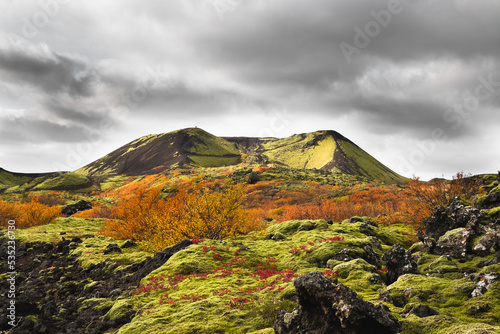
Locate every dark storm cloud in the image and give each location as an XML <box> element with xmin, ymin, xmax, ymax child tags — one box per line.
<box><xmin>0</xmin><ymin>41</ymin><xmax>95</xmax><ymax>97</ymax></box>
<box><xmin>0</xmin><ymin>117</ymin><xmax>87</xmax><ymax>143</ymax></box>
<box><xmin>0</xmin><ymin>0</ymin><xmax>499</xmax><ymax>177</ymax></box>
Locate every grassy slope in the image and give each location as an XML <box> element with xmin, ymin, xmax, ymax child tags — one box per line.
<box><xmin>260</xmin><ymin>133</ymin><xmax>337</xmax><ymax>169</ymax></box>
<box><xmin>33</xmin><ymin>173</ymin><xmax>91</xmax><ymax>190</ymax></box>
<box><xmin>337</xmin><ymin>140</ymin><xmax>406</xmax><ymax>183</ymax></box>
<box><xmin>0</xmin><ymin>170</ymin><xmax>92</xmax><ymax>193</ymax></box>
<box><xmin>0</xmin><ymin>169</ymin><xmax>33</xmax><ymax>191</ymax></box>
<box><xmin>259</xmin><ymin>130</ymin><xmax>405</xmax><ymax>183</ymax></box>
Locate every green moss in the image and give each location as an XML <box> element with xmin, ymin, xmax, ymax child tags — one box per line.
<box><xmin>0</xmin><ymin>169</ymin><xmax>34</xmax><ymax>190</ymax></box>
<box><xmin>484</xmin><ymin>206</ymin><xmax>500</xmax><ymax>219</ymax></box>
<box><xmin>10</xmin><ymin>214</ymin><xmax>492</xmax><ymax>333</ymax></box>
<box><xmin>409</xmin><ymin>242</ymin><xmax>422</xmax><ymax>253</ymax></box>
<box><xmin>188</xmin><ymin>155</ymin><xmax>240</xmax><ymax>168</ymax></box>
<box><xmin>266</xmin><ymin>220</ymin><xmax>328</xmax><ymax>236</ymax></box>
<box><xmin>100</xmin><ymin>175</ymin><xmax>131</xmax><ymax>191</ymax></box>
<box><xmin>34</xmin><ymin>172</ymin><xmax>90</xmax><ymax>190</ymax></box>
<box><xmin>3</xmin><ymin>217</ymin><xmax>104</xmax><ymax>243</ymax></box>
<box><xmin>331</xmin><ymin>258</ymin><xmax>376</xmax><ymax>279</ymax></box>
<box><xmin>70</xmin><ymin>237</ymin><xmax>152</xmax><ymax>269</ymax></box>
<box><xmin>260</xmin><ymin>132</ymin><xmax>338</xmax><ymax>170</ymax></box>
<box><xmin>489</xmin><ymin>184</ymin><xmax>500</xmax><ymax>194</ymax></box>
<box><xmin>437</xmin><ymin>228</ymin><xmax>466</xmax><ymax>244</ymax></box>
<box><xmin>422</xmin><ymin>255</ymin><xmax>459</xmax><ymax>275</ymax></box>
<box><xmin>103</xmin><ymin>298</ymin><xmax>140</xmax><ymax>322</ymax></box>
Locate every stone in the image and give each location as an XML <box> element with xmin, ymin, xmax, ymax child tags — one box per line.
<box><xmin>363</xmin><ymin>245</ymin><xmax>382</xmax><ymax>268</ymax></box>
<box><xmin>274</xmin><ymin>271</ymin><xmax>400</xmax><ymax>334</ymax></box>
<box><xmin>382</xmin><ymin>243</ymin><xmax>418</xmax><ymax>284</ymax></box>
<box><xmin>121</xmin><ymin>240</ymin><xmax>136</xmax><ymax>249</ymax></box>
<box><xmin>420</xmin><ymin>196</ymin><xmax>484</xmax><ymax>243</ymax></box>
<box><xmin>62</xmin><ymin>200</ymin><xmax>93</xmax><ymax>216</ymax></box>
<box><xmin>477</xmin><ymin>191</ymin><xmax>500</xmax><ymax>209</ymax></box>
<box><xmin>103</xmin><ymin>244</ymin><xmax>122</xmax><ymax>255</ymax></box>
<box><xmin>404</xmin><ymin>304</ymin><xmax>439</xmax><ymax>318</ymax></box>
<box><xmin>477</xmin><ymin>258</ymin><xmax>499</xmax><ymax>268</ymax></box>
<box><xmin>298</xmin><ymin>223</ymin><xmax>317</xmax><ymax>232</ymax></box>
<box><xmin>433</xmin><ymin>228</ymin><xmax>474</xmax><ymax>259</ymax></box>
<box><xmin>421</xmin><ymin>205</ymin><xmax>451</xmax><ymax>241</ymax></box>
<box><xmin>471</xmin><ymin>273</ymin><xmax>499</xmax><ymax>297</ymax></box>
<box><xmin>473</xmin><ymin>226</ymin><xmax>498</xmax><ymax>256</ymax></box>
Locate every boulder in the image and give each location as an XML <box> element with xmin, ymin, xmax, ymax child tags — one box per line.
<box><xmin>333</xmin><ymin>246</ymin><xmax>381</xmax><ymax>268</ymax></box>
<box><xmin>471</xmin><ymin>273</ymin><xmax>499</xmax><ymax>297</ymax></box>
<box><xmin>62</xmin><ymin>200</ymin><xmax>92</xmax><ymax>216</ymax></box>
<box><xmin>477</xmin><ymin>191</ymin><xmax>500</xmax><ymax>209</ymax></box>
<box><xmin>404</xmin><ymin>304</ymin><xmax>439</xmax><ymax>318</ymax></box>
<box><xmin>447</xmin><ymin>196</ymin><xmax>482</xmax><ymax>232</ymax></box>
<box><xmin>420</xmin><ymin>197</ymin><xmax>483</xmax><ymax>242</ymax></box>
<box><xmin>417</xmin><ymin>228</ymin><xmax>436</xmax><ymax>253</ymax></box>
<box><xmin>433</xmin><ymin>228</ymin><xmax>474</xmax><ymax>259</ymax></box>
<box><xmin>103</xmin><ymin>244</ymin><xmax>122</xmax><ymax>255</ymax></box>
<box><xmin>274</xmin><ymin>271</ymin><xmax>400</xmax><ymax>334</ymax></box>
<box><xmin>382</xmin><ymin>243</ymin><xmax>417</xmax><ymax>284</ymax></box>
<box><xmin>121</xmin><ymin>240</ymin><xmax>136</xmax><ymax>249</ymax></box>
<box><xmin>473</xmin><ymin>225</ymin><xmax>499</xmax><ymax>256</ymax></box>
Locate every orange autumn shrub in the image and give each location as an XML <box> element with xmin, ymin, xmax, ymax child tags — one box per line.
<box><xmin>101</xmin><ymin>186</ymin><xmax>165</xmax><ymax>240</ymax></box>
<box><xmin>277</xmin><ymin>186</ymin><xmax>427</xmax><ymax>228</ymax></box>
<box><xmin>1</xmin><ymin>197</ymin><xmax>62</xmax><ymax>228</ymax></box>
<box><xmin>0</xmin><ymin>201</ymin><xmax>16</xmax><ymax>226</ymax></box>
<box><xmin>100</xmin><ymin>180</ymin><xmax>255</xmax><ymax>252</ymax></box>
<box><xmin>17</xmin><ymin>199</ymin><xmax>62</xmax><ymax>228</ymax></box>
<box><xmin>73</xmin><ymin>202</ymin><xmax>114</xmax><ymax>219</ymax></box>
<box><xmin>449</xmin><ymin>171</ymin><xmax>485</xmax><ymax>201</ymax></box>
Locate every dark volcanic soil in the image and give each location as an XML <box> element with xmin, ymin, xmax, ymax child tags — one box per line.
<box><xmin>0</xmin><ymin>238</ymin><xmax>192</xmax><ymax>334</ymax></box>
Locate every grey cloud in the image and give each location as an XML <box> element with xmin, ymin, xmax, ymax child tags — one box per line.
<box><xmin>0</xmin><ymin>117</ymin><xmax>88</xmax><ymax>143</ymax></box>
<box><xmin>0</xmin><ymin>42</ymin><xmax>96</xmax><ymax>97</ymax></box>
<box><xmin>0</xmin><ymin>0</ymin><xmax>499</xmax><ymax>178</ymax></box>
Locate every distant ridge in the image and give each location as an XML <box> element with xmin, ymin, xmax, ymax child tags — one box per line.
<box><xmin>76</xmin><ymin>128</ymin><xmax>405</xmax><ymax>182</ymax></box>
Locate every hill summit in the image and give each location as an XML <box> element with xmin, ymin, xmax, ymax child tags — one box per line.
<box><xmin>77</xmin><ymin>128</ymin><xmax>404</xmax><ymax>182</ymax></box>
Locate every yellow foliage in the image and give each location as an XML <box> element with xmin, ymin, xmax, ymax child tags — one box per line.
<box><xmin>100</xmin><ymin>180</ymin><xmax>255</xmax><ymax>252</ymax></box>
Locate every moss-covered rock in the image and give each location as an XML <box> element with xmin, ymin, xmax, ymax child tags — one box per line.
<box><xmin>331</xmin><ymin>258</ymin><xmax>376</xmax><ymax>279</ymax></box>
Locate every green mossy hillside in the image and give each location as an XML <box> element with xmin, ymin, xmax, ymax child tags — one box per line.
<box><xmin>3</xmin><ymin>214</ymin><xmax>499</xmax><ymax>333</ymax></box>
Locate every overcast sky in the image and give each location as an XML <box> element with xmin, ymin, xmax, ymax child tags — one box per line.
<box><xmin>1</xmin><ymin>0</ymin><xmax>499</xmax><ymax>180</ymax></box>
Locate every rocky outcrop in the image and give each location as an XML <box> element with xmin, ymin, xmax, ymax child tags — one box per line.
<box><xmin>419</xmin><ymin>196</ymin><xmax>483</xmax><ymax>243</ymax></box>
<box><xmin>417</xmin><ymin>193</ymin><xmax>500</xmax><ymax>259</ymax></box>
<box><xmin>61</xmin><ymin>200</ymin><xmax>92</xmax><ymax>216</ymax></box>
<box><xmin>471</xmin><ymin>273</ymin><xmax>499</xmax><ymax>297</ymax></box>
<box><xmin>433</xmin><ymin>228</ymin><xmax>474</xmax><ymax>259</ymax></box>
<box><xmin>334</xmin><ymin>246</ymin><xmax>381</xmax><ymax>268</ymax></box>
<box><xmin>477</xmin><ymin>191</ymin><xmax>500</xmax><ymax>209</ymax></box>
<box><xmin>274</xmin><ymin>271</ymin><xmax>400</xmax><ymax>334</ymax></box>
<box><xmin>473</xmin><ymin>225</ymin><xmax>499</xmax><ymax>256</ymax></box>
<box><xmin>382</xmin><ymin>243</ymin><xmax>417</xmax><ymax>284</ymax></box>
